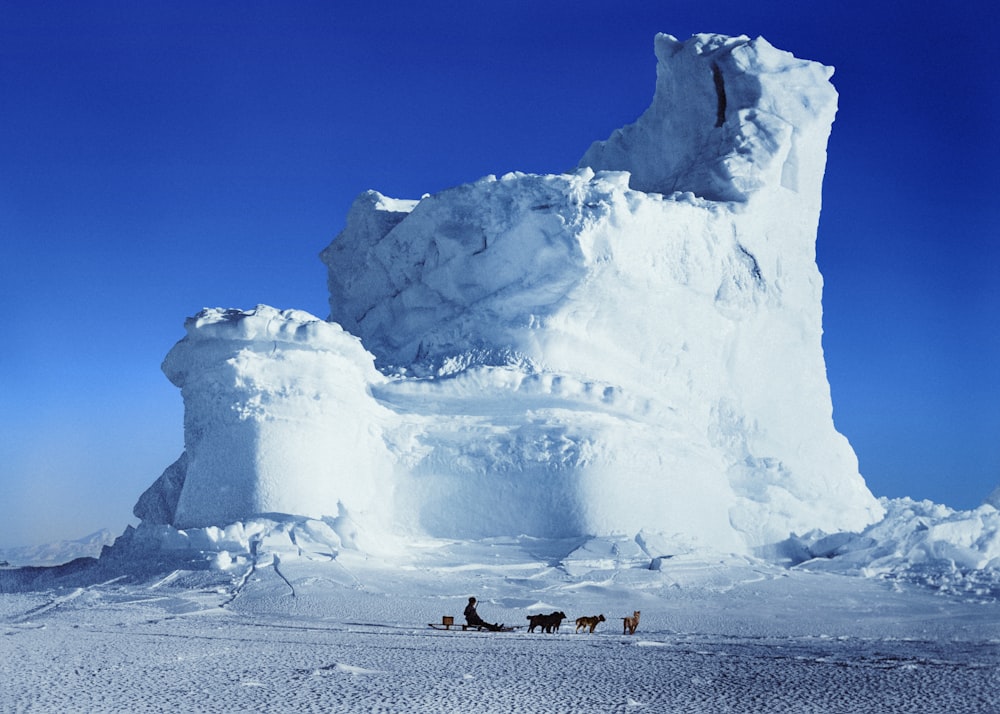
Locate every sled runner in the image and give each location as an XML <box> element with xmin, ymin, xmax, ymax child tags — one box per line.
<box><xmin>428</xmin><ymin>616</ymin><xmax>515</xmax><ymax>632</ymax></box>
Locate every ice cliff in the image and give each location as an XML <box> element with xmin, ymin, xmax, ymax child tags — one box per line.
<box><xmin>135</xmin><ymin>307</ymin><xmax>396</xmax><ymax>532</ymax></box>
<box><xmin>137</xmin><ymin>33</ymin><xmax>884</xmax><ymax>554</ymax></box>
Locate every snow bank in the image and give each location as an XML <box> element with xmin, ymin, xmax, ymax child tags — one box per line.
<box><xmin>781</xmin><ymin>498</ymin><xmax>1000</xmax><ymax>599</ymax></box>
<box><xmin>115</xmin><ymin>499</ymin><xmax>1000</xmax><ymax>602</ymax></box>
<box><xmin>103</xmin><ymin>514</ymin><xmax>370</xmax><ymax>573</ymax></box>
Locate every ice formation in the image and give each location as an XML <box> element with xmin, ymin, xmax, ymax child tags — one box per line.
<box><xmin>138</xmin><ymin>33</ymin><xmax>885</xmax><ymax>554</ymax></box>
<box><xmin>135</xmin><ymin>307</ymin><xmax>396</xmax><ymax>532</ymax></box>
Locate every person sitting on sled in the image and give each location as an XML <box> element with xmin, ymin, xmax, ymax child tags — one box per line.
<box><xmin>464</xmin><ymin>597</ymin><xmax>504</xmax><ymax>631</ymax></box>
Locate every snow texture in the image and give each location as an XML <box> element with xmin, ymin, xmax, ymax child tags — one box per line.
<box><xmin>3</xmin><ymin>522</ymin><xmax>999</xmax><ymax>713</ymax></box>
<box><xmin>787</xmin><ymin>498</ymin><xmax>1000</xmax><ymax>598</ymax></box>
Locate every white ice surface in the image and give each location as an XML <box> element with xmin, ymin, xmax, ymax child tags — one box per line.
<box><xmin>3</xmin><ymin>533</ymin><xmax>998</xmax><ymax>713</ymax></box>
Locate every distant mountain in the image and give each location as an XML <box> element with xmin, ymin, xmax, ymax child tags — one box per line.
<box><xmin>0</xmin><ymin>529</ymin><xmax>116</xmax><ymax>567</ymax></box>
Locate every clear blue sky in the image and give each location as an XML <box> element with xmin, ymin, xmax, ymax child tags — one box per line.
<box><xmin>2</xmin><ymin>1</ymin><xmax>997</xmax><ymax>547</ymax></box>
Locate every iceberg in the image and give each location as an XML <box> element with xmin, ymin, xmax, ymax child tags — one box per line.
<box><xmin>138</xmin><ymin>33</ymin><xmax>884</xmax><ymax>554</ymax></box>
<box><xmin>136</xmin><ymin>306</ymin><xmax>396</xmax><ymax>532</ymax></box>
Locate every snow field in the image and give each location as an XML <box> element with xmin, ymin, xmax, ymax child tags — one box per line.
<box><xmin>4</xmin><ymin>537</ymin><xmax>999</xmax><ymax>713</ymax></box>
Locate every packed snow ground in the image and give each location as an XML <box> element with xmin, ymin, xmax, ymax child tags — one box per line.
<box><xmin>3</xmin><ymin>535</ymin><xmax>999</xmax><ymax>713</ymax></box>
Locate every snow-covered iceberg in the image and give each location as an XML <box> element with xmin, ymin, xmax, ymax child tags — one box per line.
<box><xmin>138</xmin><ymin>33</ymin><xmax>884</xmax><ymax>554</ymax></box>
<box><xmin>135</xmin><ymin>307</ymin><xmax>396</xmax><ymax>532</ymax></box>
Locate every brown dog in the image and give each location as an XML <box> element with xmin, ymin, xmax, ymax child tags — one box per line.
<box><xmin>575</xmin><ymin>614</ymin><xmax>605</xmax><ymax>633</ymax></box>
<box><xmin>622</xmin><ymin>610</ymin><xmax>640</xmax><ymax>635</ymax></box>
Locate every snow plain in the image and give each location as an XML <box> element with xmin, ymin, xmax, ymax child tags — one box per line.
<box><xmin>3</xmin><ymin>536</ymin><xmax>998</xmax><ymax>713</ymax></box>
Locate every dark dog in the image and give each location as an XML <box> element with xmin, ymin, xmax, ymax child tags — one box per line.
<box><xmin>545</xmin><ymin>611</ymin><xmax>567</xmax><ymax>633</ymax></box>
<box><xmin>526</xmin><ymin>611</ymin><xmax>567</xmax><ymax>633</ymax></box>
<box><xmin>575</xmin><ymin>614</ymin><xmax>605</xmax><ymax>633</ymax></box>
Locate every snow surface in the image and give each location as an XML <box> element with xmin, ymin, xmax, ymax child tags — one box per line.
<box><xmin>3</xmin><ymin>524</ymin><xmax>999</xmax><ymax>713</ymax></box>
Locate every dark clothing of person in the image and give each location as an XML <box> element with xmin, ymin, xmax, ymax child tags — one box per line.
<box><xmin>464</xmin><ymin>601</ymin><xmax>485</xmax><ymax>627</ymax></box>
<box><xmin>464</xmin><ymin>600</ymin><xmax>502</xmax><ymax>631</ymax></box>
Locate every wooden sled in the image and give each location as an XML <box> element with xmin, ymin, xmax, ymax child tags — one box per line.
<box><xmin>428</xmin><ymin>616</ymin><xmax>515</xmax><ymax>632</ymax></box>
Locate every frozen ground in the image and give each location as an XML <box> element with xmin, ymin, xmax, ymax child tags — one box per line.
<box><xmin>3</xmin><ymin>537</ymin><xmax>998</xmax><ymax>713</ymax></box>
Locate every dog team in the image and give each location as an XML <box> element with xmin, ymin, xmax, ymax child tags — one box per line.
<box><xmin>524</xmin><ymin>610</ymin><xmax>640</xmax><ymax>635</ymax></box>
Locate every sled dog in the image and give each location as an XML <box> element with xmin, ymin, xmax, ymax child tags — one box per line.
<box><xmin>622</xmin><ymin>611</ymin><xmax>640</xmax><ymax>635</ymax></box>
<box><xmin>575</xmin><ymin>614</ymin><xmax>605</xmax><ymax>633</ymax></box>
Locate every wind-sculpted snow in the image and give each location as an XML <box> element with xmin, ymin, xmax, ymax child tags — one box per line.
<box><xmin>140</xmin><ymin>32</ymin><xmax>883</xmax><ymax>553</ymax></box>
<box><xmin>3</xmin><ymin>535</ymin><xmax>999</xmax><ymax>713</ymax></box>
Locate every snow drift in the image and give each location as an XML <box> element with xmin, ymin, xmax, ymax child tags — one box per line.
<box><xmin>138</xmin><ymin>32</ymin><xmax>885</xmax><ymax>554</ymax></box>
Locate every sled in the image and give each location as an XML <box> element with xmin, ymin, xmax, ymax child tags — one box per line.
<box><xmin>428</xmin><ymin>616</ymin><xmax>515</xmax><ymax>632</ymax></box>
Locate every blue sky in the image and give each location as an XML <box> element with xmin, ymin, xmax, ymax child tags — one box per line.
<box><xmin>1</xmin><ymin>1</ymin><xmax>997</xmax><ymax>547</ymax></box>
